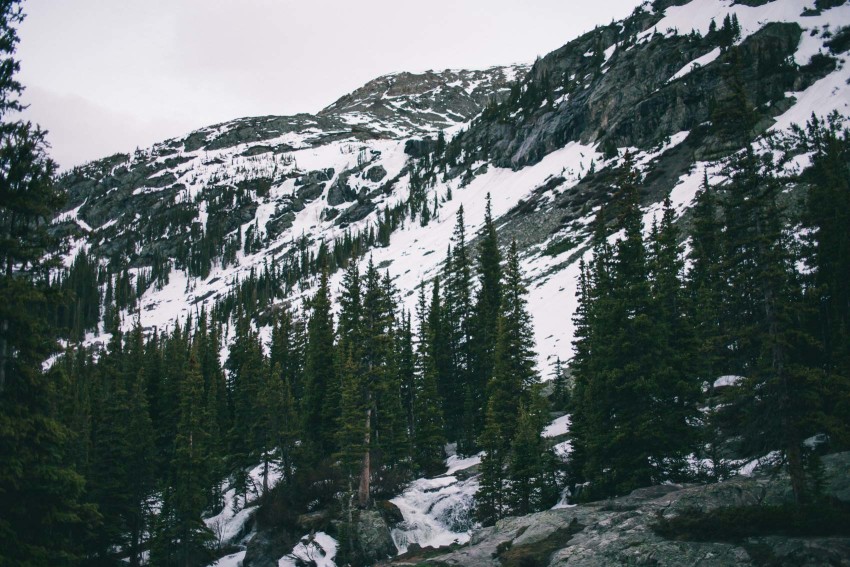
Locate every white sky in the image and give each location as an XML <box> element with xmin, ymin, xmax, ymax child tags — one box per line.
<box><xmin>16</xmin><ymin>0</ymin><xmax>642</xmax><ymax>169</ymax></box>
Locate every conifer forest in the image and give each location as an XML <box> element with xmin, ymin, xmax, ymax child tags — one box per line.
<box><xmin>2</xmin><ymin>0</ymin><xmax>850</xmax><ymax>565</ymax></box>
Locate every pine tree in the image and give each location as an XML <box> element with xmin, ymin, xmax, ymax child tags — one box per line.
<box><xmin>800</xmin><ymin>115</ymin><xmax>850</xmax><ymax>449</ymax></box>
<box><xmin>719</xmin><ymin>144</ymin><xmax>822</xmax><ymax>504</ymax></box>
<box><xmin>570</xmin><ymin>155</ymin><xmax>676</xmax><ymax>498</ymax></box>
<box><xmin>227</xmin><ymin>316</ymin><xmax>265</xmax><ymax>459</ymax></box>
<box><xmin>646</xmin><ymin>197</ymin><xmax>700</xmax><ymax>481</ymax></box>
<box><xmin>485</xmin><ymin>240</ymin><xmax>537</xmax><ymax>443</ymax></box>
<box><xmin>470</xmin><ymin>193</ymin><xmax>502</xmax><ymax>441</ymax></box>
<box><xmin>569</xmin><ymin>212</ymin><xmax>617</xmax><ymax>494</ymax></box>
<box><xmin>442</xmin><ymin>207</ymin><xmax>474</xmax><ymax>449</ymax></box>
<box><xmin>151</xmin><ymin>349</ymin><xmax>214</xmax><ymax>566</ymax></box>
<box><xmin>302</xmin><ymin>270</ymin><xmax>338</xmax><ymax>462</ymax></box>
<box><xmin>0</xmin><ymin>3</ymin><xmax>98</xmax><ymax>562</ymax></box>
<box><xmin>476</xmin><ymin>240</ymin><xmax>539</xmax><ymax>523</ymax></box>
<box><xmin>507</xmin><ymin>400</ymin><xmax>557</xmax><ymax>516</ymax></box>
<box><xmin>687</xmin><ymin>173</ymin><xmax>730</xmax><ymax>479</ymax></box>
<box><xmin>335</xmin><ymin>352</ymin><xmax>367</xmax><ymax>502</ymax></box>
<box><xmin>412</xmin><ymin>286</ymin><xmax>446</xmax><ymax>475</ymax></box>
<box><xmin>397</xmin><ymin>310</ymin><xmax>416</xmax><ymax>440</ymax></box>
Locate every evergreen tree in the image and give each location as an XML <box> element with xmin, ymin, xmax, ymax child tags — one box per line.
<box><xmin>507</xmin><ymin>400</ymin><xmax>557</xmax><ymax>516</ymax></box>
<box><xmin>0</xmin><ymin>3</ymin><xmax>99</xmax><ymax>559</ymax></box>
<box><xmin>154</xmin><ymin>349</ymin><xmax>214</xmax><ymax>567</ymax></box>
<box><xmin>470</xmin><ymin>193</ymin><xmax>502</xmax><ymax>441</ymax></box>
<box><xmin>227</xmin><ymin>316</ymin><xmax>265</xmax><ymax>459</ymax></box>
<box><xmin>485</xmin><ymin>240</ymin><xmax>537</xmax><ymax>443</ymax></box>
<box><xmin>397</xmin><ymin>310</ymin><xmax>416</xmax><ymax>440</ymax></box>
<box><xmin>476</xmin><ymin>240</ymin><xmax>539</xmax><ymax>524</ymax></box>
<box><xmin>302</xmin><ymin>270</ymin><xmax>338</xmax><ymax>462</ymax></box>
<box><xmin>442</xmin><ymin>207</ymin><xmax>474</xmax><ymax>449</ymax></box>
<box><xmin>687</xmin><ymin>173</ymin><xmax>730</xmax><ymax>479</ymax></box>
<box><xmin>719</xmin><ymin>144</ymin><xmax>822</xmax><ymax>504</ymax></box>
<box><xmin>260</xmin><ymin>362</ymin><xmax>299</xmax><ymax>494</ymax></box>
<box><xmin>412</xmin><ymin>286</ymin><xmax>446</xmax><ymax>475</ymax></box>
<box><xmin>335</xmin><ymin>352</ymin><xmax>367</xmax><ymax>502</ymax></box>
<box><xmin>645</xmin><ymin>198</ymin><xmax>700</xmax><ymax>481</ymax></box>
<box><xmin>569</xmin><ymin>156</ymin><xmax>696</xmax><ymax>498</ymax></box>
<box><xmin>800</xmin><ymin>115</ymin><xmax>850</xmax><ymax>449</ymax></box>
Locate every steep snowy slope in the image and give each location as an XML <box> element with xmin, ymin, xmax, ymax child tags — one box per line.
<box><xmin>53</xmin><ymin>0</ymin><xmax>850</xmax><ymax>374</ymax></box>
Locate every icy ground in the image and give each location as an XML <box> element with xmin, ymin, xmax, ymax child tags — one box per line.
<box><xmin>278</xmin><ymin>532</ymin><xmax>338</xmax><ymax>567</ymax></box>
<box><xmin>205</xmin><ymin>462</ymin><xmax>282</xmax><ymax>548</ymax></box>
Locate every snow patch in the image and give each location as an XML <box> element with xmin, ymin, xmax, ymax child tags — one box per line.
<box><xmin>543</xmin><ymin>414</ymin><xmax>571</xmax><ymax>438</ymax></box>
<box><xmin>668</xmin><ymin>47</ymin><xmax>721</xmax><ymax>82</ymax></box>
<box><xmin>278</xmin><ymin>532</ymin><xmax>337</xmax><ymax>567</ymax></box>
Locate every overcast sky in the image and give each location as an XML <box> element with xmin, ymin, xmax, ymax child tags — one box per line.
<box><xmin>17</xmin><ymin>1</ymin><xmax>641</xmax><ymax>169</ymax></box>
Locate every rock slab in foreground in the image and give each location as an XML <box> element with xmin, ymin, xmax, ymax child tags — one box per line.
<box><xmin>388</xmin><ymin>452</ymin><xmax>850</xmax><ymax>567</ymax></box>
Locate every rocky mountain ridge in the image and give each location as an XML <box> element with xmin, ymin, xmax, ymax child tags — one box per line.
<box><xmin>52</xmin><ymin>0</ymin><xmax>850</xmax><ymax>369</ymax></box>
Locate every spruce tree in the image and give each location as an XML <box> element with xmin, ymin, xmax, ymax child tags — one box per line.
<box><xmin>442</xmin><ymin>207</ymin><xmax>474</xmax><ymax>449</ymax></box>
<box><xmin>412</xmin><ymin>285</ymin><xmax>446</xmax><ymax>475</ymax></box>
<box><xmin>800</xmin><ymin>115</ymin><xmax>850</xmax><ymax>449</ymax></box>
<box><xmin>719</xmin><ymin>144</ymin><xmax>822</xmax><ymax>504</ymax></box>
<box><xmin>155</xmin><ymin>349</ymin><xmax>214</xmax><ymax>567</ymax></box>
<box><xmin>485</xmin><ymin>240</ymin><xmax>537</xmax><ymax>443</ymax></box>
<box><xmin>645</xmin><ymin>197</ymin><xmax>700</xmax><ymax>481</ymax></box>
<box><xmin>507</xmin><ymin>400</ymin><xmax>557</xmax><ymax>516</ymax></box>
<box><xmin>302</xmin><ymin>270</ymin><xmax>338</xmax><ymax>462</ymax></box>
<box><xmin>687</xmin><ymin>174</ymin><xmax>730</xmax><ymax>479</ymax></box>
<box><xmin>476</xmin><ymin>240</ymin><xmax>539</xmax><ymax>523</ymax></box>
<box><xmin>0</xmin><ymin>2</ymin><xmax>98</xmax><ymax>562</ymax></box>
<box><xmin>470</xmin><ymin>193</ymin><xmax>502</xmax><ymax>440</ymax></box>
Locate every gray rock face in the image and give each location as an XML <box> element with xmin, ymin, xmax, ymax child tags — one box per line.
<box><xmin>353</xmin><ymin>509</ymin><xmax>398</xmax><ymax>565</ymax></box>
<box><xmin>391</xmin><ymin>452</ymin><xmax>850</xmax><ymax>567</ymax></box>
<box><xmin>327</xmin><ymin>177</ymin><xmax>357</xmax><ymax>206</ymax></box>
<box><xmin>459</xmin><ymin>18</ymin><xmax>825</xmax><ymax>170</ymax></box>
<box><xmin>242</xmin><ymin>525</ymin><xmax>297</xmax><ymax>567</ymax></box>
<box><xmin>296</xmin><ymin>182</ymin><xmax>325</xmax><ymax>202</ymax></box>
<box><xmin>364</xmin><ymin>165</ymin><xmax>387</xmax><ymax>183</ymax></box>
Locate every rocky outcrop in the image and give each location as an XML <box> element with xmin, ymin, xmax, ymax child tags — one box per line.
<box><xmin>389</xmin><ymin>452</ymin><xmax>850</xmax><ymax>566</ymax></box>
<box><xmin>459</xmin><ymin>13</ymin><xmax>832</xmax><ymax>170</ymax></box>
<box><xmin>351</xmin><ymin>509</ymin><xmax>398</xmax><ymax>565</ymax></box>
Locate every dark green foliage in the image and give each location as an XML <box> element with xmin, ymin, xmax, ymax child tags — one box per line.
<box><xmin>412</xmin><ymin>285</ymin><xmax>447</xmax><ymax>476</ymax></box>
<box><xmin>0</xmin><ymin>2</ymin><xmax>100</xmax><ymax>564</ymax></box>
<box><xmin>302</xmin><ymin>270</ymin><xmax>338</xmax><ymax>462</ymax></box>
<box><xmin>798</xmin><ymin>114</ymin><xmax>850</xmax><ymax>449</ymax></box>
<box><xmin>440</xmin><ymin>207</ymin><xmax>474</xmax><ymax>450</ymax></box>
<box><xmin>717</xmin><ymin>143</ymin><xmax>820</xmax><ymax>504</ymax></box>
<box><xmin>507</xmin><ymin>401</ymin><xmax>558</xmax><ymax>516</ymax></box>
<box><xmin>469</xmin><ymin>194</ymin><xmax>502</xmax><ymax>445</ymax></box>
<box><xmin>52</xmin><ymin>250</ymin><xmax>100</xmax><ymax>340</ymax></box>
<box><xmin>570</xmin><ymin>155</ymin><xmax>700</xmax><ymax>499</ymax></box>
<box><xmin>486</xmin><ymin>241</ymin><xmax>537</xmax><ymax>443</ymax></box>
<box><xmin>151</xmin><ymin>350</ymin><xmax>215</xmax><ymax>567</ymax></box>
<box><xmin>475</xmin><ymin>240</ymin><xmax>546</xmax><ymax>525</ymax></box>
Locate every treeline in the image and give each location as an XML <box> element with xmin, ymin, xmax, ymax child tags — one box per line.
<box><xmin>569</xmin><ymin>114</ymin><xmax>850</xmax><ymax>503</ymax></box>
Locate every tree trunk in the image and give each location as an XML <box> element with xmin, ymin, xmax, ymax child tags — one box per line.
<box><xmin>358</xmin><ymin>405</ymin><xmax>372</xmax><ymax>508</ymax></box>
<box><xmin>0</xmin><ymin>318</ymin><xmax>7</xmax><ymax>394</ymax></box>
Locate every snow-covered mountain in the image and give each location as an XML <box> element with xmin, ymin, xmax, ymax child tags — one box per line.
<box><xmin>47</xmin><ymin>1</ymin><xmax>850</xmax><ymax>565</ymax></box>
<box><xmin>55</xmin><ymin>0</ymin><xmax>850</xmax><ymax>372</ymax></box>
